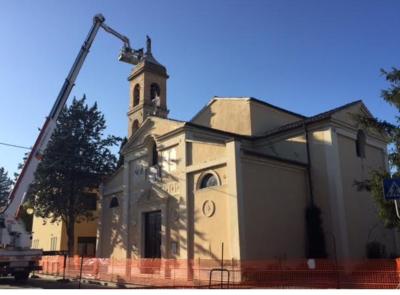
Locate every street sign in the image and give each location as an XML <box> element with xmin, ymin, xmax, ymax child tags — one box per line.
<box><xmin>383</xmin><ymin>178</ymin><xmax>400</xmax><ymax>200</ymax></box>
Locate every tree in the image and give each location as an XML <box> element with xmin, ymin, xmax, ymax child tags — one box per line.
<box><xmin>29</xmin><ymin>95</ymin><xmax>120</xmax><ymax>255</ymax></box>
<box><xmin>0</xmin><ymin>167</ymin><xmax>13</xmax><ymax>207</ymax></box>
<box><xmin>116</xmin><ymin>136</ymin><xmax>127</xmax><ymax>169</ymax></box>
<box><xmin>355</xmin><ymin>67</ymin><xmax>400</xmax><ymax>229</ymax></box>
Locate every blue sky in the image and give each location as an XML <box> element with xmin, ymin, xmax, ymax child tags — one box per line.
<box><xmin>0</xmin><ymin>0</ymin><xmax>399</xmax><ymax>177</ymax></box>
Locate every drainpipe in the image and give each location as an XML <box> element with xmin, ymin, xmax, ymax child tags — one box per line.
<box><xmin>304</xmin><ymin>123</ymin><xmax>315</xmax><ymax>207</ymax></box>
<box><xmin>304</xmin><ymin>122</ymin><xmax>328</xmax><ymax>259</ymax></box>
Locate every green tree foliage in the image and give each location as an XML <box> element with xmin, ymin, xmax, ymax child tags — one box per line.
<box><xmin>116</xmin><ymin>136</ymin><xmax>127</xmax><ymax>169</ymax></box>
<box><xmin>0</xmin><ymin>167</ymin><xmax>13</xmax><ymax>207</ymax></box>
<box><xmin>28</xmin><ymin>95</ymin><xmax>120</xmax><ymax>255</ymax></box>
<box><xmin>355</xmin><ymin>67</ymin><xmax>400</xmax><ymax>229</ymax></box>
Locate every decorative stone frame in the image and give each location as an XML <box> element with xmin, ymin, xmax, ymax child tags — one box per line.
<box><xmin>133</xmin><ymin>84</ymin><xmax>140</xmax><ymax>107</ymax></box>
<box><xmin>135</xmin><ymin>188</ymin><xmax>169</xmax><ymax>259</ymax></box>
<box><xmin>196</xmin><ymin>170</ymin><xmax>221</xmax><ymax>191</ymax></box>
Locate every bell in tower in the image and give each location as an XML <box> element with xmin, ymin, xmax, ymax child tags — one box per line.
<box><xmin>127</xmin><ymin>36</ymin><xmax>169</xmax><ymax>137</ymax></box>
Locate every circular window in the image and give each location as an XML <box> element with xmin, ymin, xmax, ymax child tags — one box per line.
<box><xmin>199</xmin><ymin>173</ymin><xmax>219</xmax><ymax>189</ymax></box>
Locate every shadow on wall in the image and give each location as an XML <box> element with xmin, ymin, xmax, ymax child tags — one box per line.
<box><xmin>98</xmin><ymin>199</ymin><xmax>128</xmax><ymax>258</ymax></box>
<box><xmin>98</xmin><ymin>178</ymin><xmax>220</xmax><ymax>262</ymax></box>
<box><xmin>191</xmin><ymin>107</ymin><xmax>215</xmax><ymax>128</ymax></box>
<box><xmin>152</xmin><ymin>176</ymin><xmax>221</xmax><ymax>261</ymax></box>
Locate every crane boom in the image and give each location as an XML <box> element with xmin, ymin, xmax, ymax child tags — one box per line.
<box><xmin>0</xmin><ymin>14</ymin><xmax>142</xmax><ymax>249</ymax></box>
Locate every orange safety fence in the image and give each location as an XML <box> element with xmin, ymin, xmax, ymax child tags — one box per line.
<box><xmin>38</xmin><ymin>256</ymin><xmax>400</xmax><ymax>289</ymax></box>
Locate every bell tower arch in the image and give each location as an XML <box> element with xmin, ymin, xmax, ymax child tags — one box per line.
<box><xmin>127</xmin><ymin>36</ymin><xmax>169</xmax><ymax>137</ymax></box>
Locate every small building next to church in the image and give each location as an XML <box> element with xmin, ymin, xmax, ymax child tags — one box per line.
<box><xmin>96</xmin><ymin>37</ymin><xmax>398</xmax><ymax>263</ymax></box>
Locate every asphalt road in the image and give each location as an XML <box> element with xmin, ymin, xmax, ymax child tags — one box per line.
<box><xmin>0</xmin><ymin>276</ymin><xmax>113</xmax><ymax>289</ymax></box>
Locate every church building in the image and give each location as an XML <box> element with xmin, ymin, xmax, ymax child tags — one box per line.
<box><xmin>96</xmin><ymin>37</ymin><xmax>398</xmax><ymax>263</ymax></box>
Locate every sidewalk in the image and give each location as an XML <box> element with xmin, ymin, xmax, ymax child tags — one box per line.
<box><xmin>35</xmin><ymin>273</ymin><xmax>148</xmax><ymax>289</ymax></box>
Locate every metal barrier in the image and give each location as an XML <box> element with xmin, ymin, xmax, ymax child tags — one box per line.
<box><xmin>37</xmin><ymin>257</ymin><xmax>400</xmax><ymax>289</ymax></box>
<box><xmin>209</xmin><ymin>268</ymin><xmax>230</xmax><ymax>288</ymax></box>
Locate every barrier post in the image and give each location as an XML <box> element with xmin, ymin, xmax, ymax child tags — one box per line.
<box><xmin>78</xmin><ymin>255</ymin><xmax>84</xmax><ymax>289</ymax></box>
<box><xmin>63</xmin><ymin>254</ymin><xmax>67</xmax><ymax>281</ymax></box>
<box><xmin>172</xmin><ymin>261</ymin><xmax>178</xmax><ymax>287</ymax></box>
<box><xmin>231</xmin><ymin>258</ymin><xmax>234</xmax><ymax>285</ymax></box>
<box><xmin>221</xmin><ymin>242</ymin><xmax>224</xmax><ymax>288</ymax></box>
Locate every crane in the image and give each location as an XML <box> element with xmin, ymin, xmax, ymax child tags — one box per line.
<box><xmin>0</xmin><ymin>14</ymin><xmax>141</xmax><ymax>281</ymax></box>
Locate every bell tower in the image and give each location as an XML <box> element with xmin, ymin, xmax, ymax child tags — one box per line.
<box><xmin>127</xmin><ymin>36</ymin><xmax>169</xmax><ymax>137</ymax></box>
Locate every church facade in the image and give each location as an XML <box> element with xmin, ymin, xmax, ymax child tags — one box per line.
<box><xmin>96</xmin><ymin>39</ymin><xmax>398</xmax><ymax>262</ymax></box>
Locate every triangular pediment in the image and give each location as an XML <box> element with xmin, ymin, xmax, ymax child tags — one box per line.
<box><xmin>331</xmin><ymin>101</ymin><xmax>386</xmax><ymax>140</ymax></box>
<box><xmin>122</xmin><ymin>116</ymin><xmax>185</xmax><ymax>154</ymax></box>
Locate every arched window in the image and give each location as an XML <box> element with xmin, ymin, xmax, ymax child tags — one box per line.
<box><xmin>109</xmin><ymin>196</ymin><xmax>119</xmax><ymax>208</ymax></box>
<box><xmin>133</xmin><ymin>84</ymin><xmax>140</xmax><ymax>106</ymax></box>
<box><xmin>356</xmin><ymin>130</ymin><xmax>366</xmax><ymax>158</ymax></box>
<box><xmin>132</xmin><ymin>120</ymin><xmax>139</xmax><ymax>134</ymax></box>
<box><xmin>150</xmin><ymin>83</ymin><xmax>160</xmax><ymax>102</ymax></box>
<box><xmin>199</xmin><ymin>173</ymin><xmax>219</xmax><ymax>189</ymax></box>
<box><xmin>151</xmin><ymin>141</ymin><xmax>158</xmax><ymax>166</ymax></box>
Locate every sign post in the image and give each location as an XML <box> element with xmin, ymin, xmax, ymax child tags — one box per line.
<box><xmin>383</xmin><ymin>178</ymin><xmax>400</xmax><ymax>219</ymax></box>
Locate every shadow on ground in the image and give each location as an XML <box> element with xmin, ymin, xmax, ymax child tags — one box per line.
<box><xmin>0</xmin><ymin>276</ymin><xmax>113</xmax><ymax>289</ymax></box>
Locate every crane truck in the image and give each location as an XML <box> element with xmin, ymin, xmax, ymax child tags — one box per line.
<box><xmin>0</xmin><ymin>14</ymin><xmax>142</xmax><ymax>281</ymax></box>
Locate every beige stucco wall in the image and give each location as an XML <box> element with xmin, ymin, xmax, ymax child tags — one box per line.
<box><xmin>98</xmin><ymin>191</ymin><xmax>125</xmax><ymax>258</ymax></box>
<box><xmin>240</xmin><ymin>154</ymin><xmax>308</xmax><ymax>260</ymax></box>
<box><xmin>99</xmin><ymin>122</ymin><xmax>187</xmax><ymax>260</ymax></box>
<box><xmin>97</xmin><ymin>121</ymin><xmax>243</xmax><ymax>262</ymax></box>
<box><xmin>188</xmin><ymin>165</ymin><xmax>234</xmax><ymax>261</ymax></box>
<box><xmin>125</xmin><ymin>132</ymin><xmax>185</xmax><ymax>260</ymax></box>
<box><xmin>187</xmin><ymin>141</ymin><xmax>226</xmax><ymax>166</ymax></box>
<box><xmin>337</xmin><ymin>132</ymin><xmax>396</xmax><ymax>258</ymax></box>
<box><xmin>249</xmin><ymin>101</ymin><xmax>301</xmax><ymax>135</ymax></box>
<box><xmin>254</xmin><ymin>133</ymin><xmax>307</xmax><ymax>163</ymax></box>
<box><xmin>191</xmin><ymin>98</ymin><xmax>303</xmax><ymax>136</ymax></box>
<box><xmin>191</xmin><ymin>99</ymin><xmax>252</xmax><ymax>135</ymax></box>
<box><xmin>32</xmin><ymin>212</ymin><xmax>98</xmax><ymax>255</ymax></box>
<box><xmin>98</xmin><ymin>95</ymin><xmax>396</xmax><ymax>264</ymax></box>
<box><xmin>31</xmin><ymin>216</ymin><xmax>65</xmax><ymax>250</ymax></box>
<box><xmin>252</xmin><ymin>123</ymin><xmax>394</xmax><ymax>259</ymax></box>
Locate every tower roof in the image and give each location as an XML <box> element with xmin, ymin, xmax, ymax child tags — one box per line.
<box><xmin>128</xmin><ymin>36</ymin><xmax>168</xmax><ymax>81</ymax></box>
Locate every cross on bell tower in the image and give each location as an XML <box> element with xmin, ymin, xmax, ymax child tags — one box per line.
<box><xmin>127</xmin><ymin>36</ymin><xmax>169</xmax><ymax>137</ymax></box>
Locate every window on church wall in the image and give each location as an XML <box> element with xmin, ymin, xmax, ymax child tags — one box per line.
<box><xmin>356</xmin><ymin>129</ymin><xmax>366</xmax><ymax>158</ymax></box>
<box><xmin>199</xmin><ymin>173</ymin><xmax>219</xmax><ymax>189</ymax></box>
<box><xmin>133</xmin><ymin>84</ymin><xmax>140</xmax><ymax>106</ymax></box>
<box><xmin>151</xmin><ymin>141</ymin><xmax>158</xmax><ymax>166</ymax></box>
<box><xmin>109</xmin><ymin>196</ymin><xmax>119</xmax><ymax>208</ymax></box>
<box><xmin>132</xmin><ymin>120</ymin><xmax>139</xmax><ymax>134</ymax></box>
<box><xmin>150</xmin><ymin>83</ymin><xmax>161</xmax><ymax>102</ymax></box>
<box><xmin>161</xmin><ymin>148</ymin><xmax>177</xmax><ymax>174</ymax></box>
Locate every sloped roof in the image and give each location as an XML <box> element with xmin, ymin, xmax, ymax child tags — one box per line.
<box><xmin>182</xmin><ymin>100</ymin><xmax>363</xmax><ymax>140</ymax></box>
<box><xmin>262</xmin><ymin>100</ymin><xmax>363</xmax><ymax>137</ymax></box>
<box><xmin>122</xmin><ymin>100</ymin><xmax>367</xmax><ymax>148</ymax></box>
<box><xmin>191</xmin><ymin>96</ymin><xmax>305</xmax><ymax>122</ymax></box>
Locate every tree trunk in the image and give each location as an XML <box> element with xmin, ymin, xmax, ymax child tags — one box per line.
<box><xmin>66</xmin><ymin>217</ymin><xmax>75</xmax><ymax>257</ymax></box>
